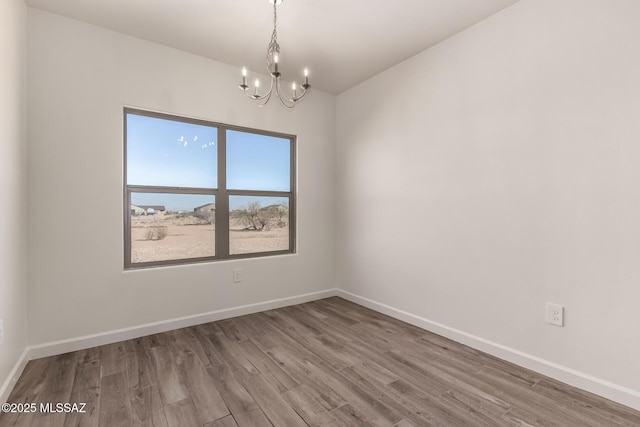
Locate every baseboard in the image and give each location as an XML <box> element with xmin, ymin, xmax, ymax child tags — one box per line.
<box><xmin>11</xmin><ymin>287</ymin><xmax>640</xmax><ymax>412</ymax></box>
<box><xmin>1</xmin><ymin>347</ymin><xmax>29</xmax><ymax>404</ymax></box>
<box><xmin>29</xmin><ymin>288</ymin><xmax>340</xmax><ymax>360</ymax></box>
<box><xmin>336</xmin><ymin>289</ymin><xmax>640</xmax><ymax>412</ymax></box>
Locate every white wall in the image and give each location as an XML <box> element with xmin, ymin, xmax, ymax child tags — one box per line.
<box><xmin>0</xmin><ymin>0</ymin><xmax>29</xmax><ymax>402</ymax></box>
<box><xmin>27</xmin><ymin>9</ymin><xmax>336</xmax><ymax>346</ymax></box>
<box><xmin>337</xmin><ymin>0</ymin><xmax>640</xmax><ymax>408</ymax></box>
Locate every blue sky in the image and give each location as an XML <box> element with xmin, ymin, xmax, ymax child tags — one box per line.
<box><xmin>127</xmin><ymin>113</ymin><xmax>290</xmax><ymax>192</ymax></box>
<box><xmin>127</xmin><ymin>114</ymin><xmax>218</xmax><ymax>188</ymax></box>
<box><xmin>227</xmin><ymin>130</ymin><xmax>290</xmax><ymax>191</ymax></box>
<box><xmin>127</xmin><ymin>113</ymin><xmax>291</xmax><ymax>211</ymax></box>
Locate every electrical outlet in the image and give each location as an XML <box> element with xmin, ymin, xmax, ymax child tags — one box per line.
<box><xmin>233</xmin><ymin>268</ymin><xmax>243</xmax><ymax>283</ymax></box>
<box><xmin>0</xmin><ymin>319</ymin><xmax>4</xmax><ymax>344</ymax></box>
<box><xmin>546</xmin><ymin>303</ymin><xmax>564</xmax><ymax>326</ymax></box>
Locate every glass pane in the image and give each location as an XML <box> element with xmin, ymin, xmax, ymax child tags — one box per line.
<box><xmin>227</xmin><ymin>130</ymin><xmax>290</xmax><ymax>191</ymax></box>
<box><xmin>229</xmin><ymin>196</ymin><xmax>289</xmax><ymax>255</ymax></box>
<box><xmin>130</xmin><ymin>193</ymin><xmax>215</xmax><ymax>264</ymax></box>
<box><xmin>127</xmin><ymin>113</ymin><xmax>217</xmax><ymax>188</ymax></box>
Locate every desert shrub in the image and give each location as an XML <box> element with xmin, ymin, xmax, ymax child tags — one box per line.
<box><xmin>193</xmin><ymin>211</ymin><xmax>215</xmax><ymax>225</ymax></box>
<box><xmin>145</xmin><ymin>226</ymin><xmax>169</xmax><ymax>240</ymax></box>
<box><xmin>237</xmin><ymin>202</ymin><xmax>270</xmax><ymax>231</ymax></box>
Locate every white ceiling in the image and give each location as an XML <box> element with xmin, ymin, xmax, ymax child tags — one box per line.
<box><xmin>26</xmin><ymin>0</ymin><xmax>520</xmax><ymax>94</ymax></box>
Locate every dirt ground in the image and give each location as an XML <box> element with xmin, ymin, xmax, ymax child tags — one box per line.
<box><xmin>131</xmin><ymin>214</ymin><xmax>288</xmax><ymax>263</ymax></box>
<box><xmin>229</xmin><ymin>219</ymin><xmax>289</xmax><ymax>255</ymax></box>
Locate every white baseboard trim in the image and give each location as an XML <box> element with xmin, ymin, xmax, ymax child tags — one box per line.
<box><xmin>7</xmin><ymin>288</ymin><xmax>640</xmax><ymax>412</ymax></box>
<box><xmin>28</xmin><ymin>288</ymin><xmax>339</xmax><ymax>360</ymax></box>
<box><xmin>1</xmin><ymin>347</ymin><xmax>30</xmax><ymax>404</ymax></box>
<box><xmin>336</xmin><ymin>289</ymin><xmax>640</xmax><ymax>412</ymax></box>
<box><xmin>2</xmin><ymin>288</ymin><xmax>338</xmax><ymax>402</ymax></box>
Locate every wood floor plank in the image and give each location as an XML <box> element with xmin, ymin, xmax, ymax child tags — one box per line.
<box><xmin>99</xmin><ymin>342</ymin><xmax>127</xmax><ymax>377</ymax></box>
<box><xmin>331</xmin><ymin>403</ymin><xmax>372</xmax><ymax>427</ymax></box>
<box><xmin>148</xmin><ymin>346</ymin><xmax>188</xmax><ymax>405</ymax></box>
<box><xmin>386</xmin><ymin>379</ymin><xmax>477</xmax><ymax>426</ymax></box>
<box><xmin>266</xmin><ymin>346</ymin><xmax>347</xmax><ymax>410</ymax></box>
<box><xmin>125</xmin><ymin>338</ymin><xmax>157</xmax><ymax>391</ymax></box>
<box><xmin>204</xmin><ymin>414</ymin><xmax>239</xmax><ymax>427</ymax></box>
<box><xmin>236</xmin><ymin>338</ymin><xmax>299</xmax><ymax>393</ymax></box>
<box><xmin>338</xmin><ymin>366</ymin><xmax>434</xmax><ymax>427</ymax></box>
<box><xmin>98</xmin><ymin>372</ymin><xmax>131</xmax><ymax>427</ymax></box>
<box><xmin>282</xmin><ymin>384</ymin><xmax>343</xmax><ymax>426</ymax></box>
<box><xmin>312</xmin><ymin>299</ymin><xmax>367</xmax><ymax>326</ymax></box>
<box><xmin>248</xmin><ymin>312</ymin><xmax>314</xmax><ymax>360</ymax></box>
<box><xmin>532</xmin><ymin>378</ymin><xmax>640</xmax><ymax>427</ymax></box>
<box><xmin>180</xmin><ymin>351</ymin><xmax>230</xmax><ymax>424</ymax></box>
<box><xmin>7</xmin><ymin>297</ymin><xmax>640</xmax><ymax>427</ymax></box>
<box><xmin>439</xmin><ymin>390</ymin><xmax>511</xmax><ymax>427</ymax></box>
<box><xmin>191</xmin><ymin>321</ymin><xmax>223</xmax><ymax>337</ymax></box>
<box><xmin>28</xmin><ymin>404</ymin><xmax>67</xmax><ymax>427</ymax></box>
<box><xmin>280</xmin><ymin>305</ymin><xmax>329</xmax><ymax>336</ymax></box>
<box><xmin>206</xmin><ymin>363</ymin><xmax>271</xmax><ymax>426</ymax></box>
<box><xmin>129</xmin><ymin>385</ymin><xmax>168</xmax><ymax>427</ymax></box>
<box><xmin>43</xmin><ymin>353</ymin><xmax>78</xmax><ymax>397</ymax></box>
<box><xmin>181</xmin><ymin>326</ymin><xmax>217</xmax><ymax>369</ymax></box>
<box><xmin>348</xmin><ymin>360</ymin><xmax>400</xmax><ymax>387</ymax></box>
<box><xmin>63</xmin><ymin>362</ymin><xmax>102</xmax><ymax>427</ymax></box>
<box><xmin>261</xmin><ymin>308</ymin><xmax>320</xmax><ymax>339</ymax></box>
<box><xmin>189</xmin><ymin>326</ymin><xmax>228</xmax><ymax>368</ymax></box>
<box><xmin>240</xmin><ymin>374</ymin><xmax>307</xmax><ymax>426</ymax></box>
<box><xmin>2</xmin><ymin>356</ymin><xmax>53</xmax><ymax>427</ymax></box>
<box><xmin>27</xmin><ymin>391</ymin><xmax>70</xmax><ymax>427</ymax></box>
<box><xmin>205</xmin><ymin>332</ymin><xmax>260</xmax><ymax>378</ymax></box>
<box><xmin>216</xmin><ymin>318</ymin><xmax>248</xmax><ymax>342</ymax></box>
<box><xmin>302</xmin><ymin>355</ymin><xmax>404</xmax><ymax>427</ymax></box>
<box><xmin>163</xmin><ymin>399</ymin><xmax>201</xmax><ymax>427</ymax></box>
<box><xmin>439</xmin><ymin>388</ymin><xmax>511</xmax><ymax>424</ymax></box>
<box><xmin>231</xmin><ymin>315</ymin><xmax>280</xmax><ymax>351</ymax></box>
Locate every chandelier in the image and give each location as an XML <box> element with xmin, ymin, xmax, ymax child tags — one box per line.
<box><xmin>239</xmin><ymin>0</ymin><xmax>310</xmax><ymax>108</ymax></box>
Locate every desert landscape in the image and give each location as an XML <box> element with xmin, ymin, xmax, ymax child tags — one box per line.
<box><xmin>130</xmin><ymin>204</ymin><xmax>289</xmax><ymax>264</ymax></box>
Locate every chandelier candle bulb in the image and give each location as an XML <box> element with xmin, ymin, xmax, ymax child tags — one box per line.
<box><xmin>241</xmin><ymin>67</ymin><xmax>247</xmax><ymax>86</ymax></box>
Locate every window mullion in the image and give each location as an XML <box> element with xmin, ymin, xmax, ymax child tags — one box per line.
<box><xmin>216</xmin><ymin>127</ymin><xmax>229</xmax><ymax>258</ymax></box>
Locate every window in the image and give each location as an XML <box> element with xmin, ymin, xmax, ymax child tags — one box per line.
<box><xmin>124</xmin><ymin>108</ymin><xmax>296</xmax><ymax>269</ymax></box>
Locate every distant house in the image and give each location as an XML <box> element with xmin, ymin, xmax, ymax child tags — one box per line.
<box><xmin>130</xmin><ymin>205</ymin><xmax>145</xmax><ymax>216</ymax></box>
<box><xmin>137</xmin><ymin>205</ymin><xmax>166</xmax><ymax>215</ymax></box>
<box><xmin>194</xmin><ymin>203</ymin><xmax>216</xmax><ymax>212</ymax></box>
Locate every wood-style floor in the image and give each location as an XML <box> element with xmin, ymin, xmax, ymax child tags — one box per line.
<box><xmin>2</xmin><ymin>297</ymin><xmax>639</xmax><ymax>427</ymax></box>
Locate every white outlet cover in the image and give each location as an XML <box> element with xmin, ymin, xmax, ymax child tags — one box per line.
<box><xmin>233</xmin><ymin>268</ymin><xmax>243</xmax><ymax>283</ymax></box>
<box><xmin>546</xmin><ymin>303</ymin><xmax>564</xmax><ymax>326</ymax></box>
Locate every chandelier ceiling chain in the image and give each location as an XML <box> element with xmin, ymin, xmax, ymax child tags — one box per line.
<box><xmin>266</xmin><ymin>1</ymin><xmax>279</xmax><ymax>70</ymax></box>
<box><xmin>239</xmin><ymin>0</ymin><xmax>310</xmax><ymax>109</ymax></box>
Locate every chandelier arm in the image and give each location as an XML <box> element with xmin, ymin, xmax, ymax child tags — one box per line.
<box><xmin>256</xmin><ymin>76</ymin><xmax>276</xmax><ymax>106</ymax></box>
<box><xmin>275</xmin><ymin>80</ymin><xmax>295</xmax><ymax>109</ymax></box>
<box><xmin>257</xmin><ymin>89</ymin><xmax>273</xmax><ymax>107</ymax></box>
